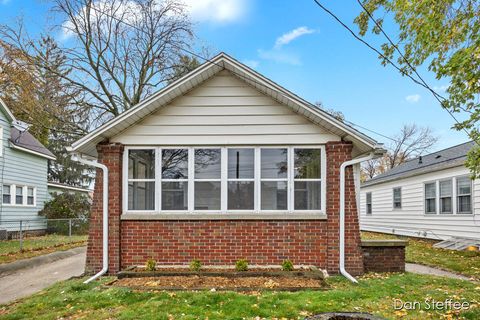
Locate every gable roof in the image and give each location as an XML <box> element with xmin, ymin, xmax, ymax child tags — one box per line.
<box><xmin>0</xmin><ymin>98</ymin><xmax>56</xmax><ymax>160</ymax></box>
<box><xmin>69</xmin><ymin>52</ymin><xmax>381</xmax><ymax>158</ymax></box>
<box><xmin>362</xmin><ymin>141</ymin><xmax>475</xmax><ymax>187</ymax></box>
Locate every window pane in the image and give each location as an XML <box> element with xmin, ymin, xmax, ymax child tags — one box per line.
<box><xmin>162</xmin><ymin>149</ymin><xmax>188</xmax><ymax>179</ymax></box>
<box><xmin>440</xmin><ymin>180</ymin><xmax>452</xmax><ymax>197</ymax></box>
<box><xmin>294</xmin><ymin>181</ymin><xmax>321</xmax><ymax>210</ymax></box>
<box><xmin>2</xmin><ymin>185</ymin><xmax>10</xmax><ymax>204</ymax></box>
<box><xmin>458</xmin><ymin>195</ymin><xmax>471</xmax><ymax>213</ymax></box>
<box><xmin>162</xmin><ymin>182</ymin><xmax>188</xmax><ymax>210</ymax></box>
<box><xmin>294</xmin><ymin>149</ymin><xmax>321</xmax><ymax>179</ymax></box>
<box><xmin>194</xmin><ymin>182</ymin><xmax>221</xmax><ymax>210</ymax></box>
<box><xmin>128</xmin><ymin>150</ymin><xmax>155</xmax><ymax>179</ymax></box>
<box><xmin>228</xmin><ymin>181</ymin><xmax>254</xmax><ymax>210</ymax></box>
<box><xmin>425</xmin><ymin>183</ymin><xmax>436</xmax><ymax>198</ymax></box>
<box><xmin>27</xmin><ymin>187</ymin><xmax>34</xmax><ymax>197</ymax></box>
<box><xmin>261</xmin><ymin>181</ymin><xmax>287</xmax><ymax>210</ymax></box>
<box><xmin>27</xmin><ymin>196</ymin><xmax>34</xmax><ymax>205</ymax></box>
<box><xmin>228</xmin><ymin>149</ymin><xmax>254</xmax><ymax>179</ymax></box>
<box><xmin>261</xmin><ymin>148</ymin><xmax>287</xmax><ymax>179</ymax></box>
<box><xmin>457</xmin><ymin>177</ymin><xmax>471</xmax><ymax>195</ymax></box>
<box><xmin>15</xmin><ymin>186</ymin><xmax>23</xmax><ymax>205</ymax></box>
<box><xmin>195</xmin><ymin>149</ymin><xmax>221</xmax><ymax>179</ymax></box>
<box><xmin>366</xmin><ymin>192</ymin><xmax>372</xmax><ymax>204</ymax></box>
<box><xmin>441</xmin><ymin>197</ymin><xmax>452</xmax><ymax>214</ymax></box>
<box><xmin>128</xmin><ymin>181</ymin><xmax>155</xmax><ymax>210</ymax></box>
<box><xmin>425</xmin><ymin>199</ymin><xmax>436</xmax><ymax>214</ymax></box>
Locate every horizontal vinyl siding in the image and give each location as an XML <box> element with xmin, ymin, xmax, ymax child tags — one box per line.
<box><xmin>112</xmin><ymin>70</ymin><xmax>341</xmax><ymax>145</ymax></box>
<box><xmin>0</xmin><ymin>111</ymin><xmax>48</xmax><ymax>231</ymax></box>
<box><xmin>360</xmin><ymin>166</ymin><xmax>480</xmax><ymax>240</ymax></box>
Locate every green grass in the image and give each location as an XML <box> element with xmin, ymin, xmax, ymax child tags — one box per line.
<box><xmin>0</xmin><ymin>234</ymin><xmax>87</xmax><ymax>264</ymax></box>
<box><xmin>0</xmin><ymin>273</ymin><xmax>479</xmax><ymax>319</ymax></box>
<box><xmin>362</xmin><ymin>231</ymin><xmax>480</xmax><ymax>280</ymax></box>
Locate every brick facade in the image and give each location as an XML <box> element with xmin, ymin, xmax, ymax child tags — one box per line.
<box><xmin>85</xmin><ymin>140</ymin><xmax>364</xmax><ymax>275</ymax></box>
<box><xmin>362</xmin><ymin>241</ymin><xmax>407</xmax><ymax>273</ymax></box>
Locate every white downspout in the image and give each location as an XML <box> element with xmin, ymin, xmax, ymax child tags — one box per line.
<box><xmin>339</xmin><ymin>149</ymin><xmax>383</xmax><ymax>283</ymax></box>
<box><xmin>71</xmin><ymin>153</ymin><xmax>109</xmax><ymax>284</ymax></box>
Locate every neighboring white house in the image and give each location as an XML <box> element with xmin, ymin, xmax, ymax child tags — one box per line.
<box><xmin>359</xmin><ymin>141</ymin><xmax>480</xmax><ymax>240</ymax></box>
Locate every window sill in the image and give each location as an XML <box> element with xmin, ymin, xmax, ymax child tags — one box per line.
<box><xmin>121</xmin><ymin>213</ymin><xmax>328</xmax><ymax>221</ymax></box>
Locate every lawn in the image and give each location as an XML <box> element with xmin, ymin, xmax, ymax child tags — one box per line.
<box><xmin>0</xmin><ymin>273</ymin><xmax>478</xmax><ymax>319</ymax></box>
<box><xmin>362</xmin><ymin>231</ymin><xmax>480</xmax><ymax>280</ymax></box>
<box><xmin>0</xmin><ymin>234</ymin><xmax>87</xmax><ymax>264</ymax></box>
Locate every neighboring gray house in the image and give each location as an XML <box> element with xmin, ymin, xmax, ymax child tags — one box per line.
<box><xmin>360</xmin><ymin>141</ymin><xmax>480</xmax><ymax>240</ymax></box>
<box><xmin>0</xmin><ymin>98</ymin><xmax>56</xmax><ymax>234</ymax></box>
<box><xmin>47</xmin><ymin>182</ymin><xmax>92</xmax><ymax>199</ymax></box>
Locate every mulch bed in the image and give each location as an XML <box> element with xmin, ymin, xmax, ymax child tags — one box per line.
<box><xmin>111</xmin><ymin>266</ymin><xmax>327</xmax><ymax>291</ymax></box>
<box><xmin>110</xmin><ymin>275</ymin><xmax>327</xmax><ymax>291</ymax></box>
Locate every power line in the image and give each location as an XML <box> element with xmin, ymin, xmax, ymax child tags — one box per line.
<box><xmin>354</xmin><ymin>0</ymin><xmax>475</xmax><ymax>141</ymax></box>
<box><xmin>311</xmin><ymin>0</ymin><xmax>475</xmax><ymax>143</ymax></box>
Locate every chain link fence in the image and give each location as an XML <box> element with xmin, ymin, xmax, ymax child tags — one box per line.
<box><xmin>0</xmin><ymin>218</ymin><xmax>89</xmax><ymax>252</ymax></box>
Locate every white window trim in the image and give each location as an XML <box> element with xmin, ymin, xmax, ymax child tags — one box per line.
<box><xmin>2</xmin><ymin>183</ymin><xmax>36</xmax><ymax>207</ymax></box>
<box><xmin>424</xmin><ymin>181</ymin><xmax>437</xmax><ymax>214</ymax></box>
<box><xmin>122</xmin><ymin>145</ymin><xmax>327</xmax><ymax>216</ymax></box>
<box><xmin>456</xmin><ymin>175</ymin><xmax>473</xmax><ymax>215</ymax></box>
<box><xmin>392</xmin><ymin>187</ymin><xmax>402</xmax><ymax>210</ymax></box>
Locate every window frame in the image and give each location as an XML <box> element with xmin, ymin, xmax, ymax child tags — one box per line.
<box><xmin>392</xmin><ymin>187</ymin><xmax>402</xmax><ymax>209</ymax></box>
<box><xmin>123</xmin><ymin>145</ymin><xmax>327</xmax><ymax>215</ymax></box>
<box><xmin>366</xmin><ymin>192</ymin><xmax>372</xmax><ymax>215</ymax></box>
<box><xmin>439</xmin><ymin>179</ymin><xmax>453</xmax><ymax>214</ymax></box>
<box><xmin>424</xmin><ymin>181</ymin><xmax>437</xmax><ymax>214</ymax></box>
<box><xmin>456</xmin><ymin>175</ymin><xmax>472</xmax><ymax>214</ymax></box>
<box><xmin>2</xmin><ymin>183</ymin><xmax>36</xmax><ymax>207</ymax></box>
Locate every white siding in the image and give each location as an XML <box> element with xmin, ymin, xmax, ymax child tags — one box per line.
<box><xmin>111</xmin><ymin>70</ymin><xmax>341</xmax><ymax>145</ymax></box>
<box><xmin>360</xmin><ymin>165</ymin><xmax>480</xmax><ymax>240</ymax></box>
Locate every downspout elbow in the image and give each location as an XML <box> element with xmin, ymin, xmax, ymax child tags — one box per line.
<box><xmin>70</xmin><ymin>153</ymin><xmax>109</xmax><ymax>284</ymax></box>
<box><xmin>339</xmin><ymin>151</ymin><xmax>380</xmax><ymax>283</ymax></box>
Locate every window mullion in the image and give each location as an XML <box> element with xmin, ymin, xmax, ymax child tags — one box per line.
<box><xmin>255</xmin><ymin>148</ymin><xmax>260</xmax><ymax>213</ymax></box>
<box><xmin>221</xmin><ymin>147</ymin><xmax>227</xmax><ymax>213</ymax></box>
<box><xmin>188</xmin><ymin>148</ymin><xmax>194</xmax><ymax>213</ymax></box>
<box><xmin>288</xmin><ymin>147</ymin><xmax>293</xmax><ymax>213</ymax></box>
<box><xmin>156</xmin><ymin>148</ymin><xmax>161</xmax><ymax>212</ymax></box>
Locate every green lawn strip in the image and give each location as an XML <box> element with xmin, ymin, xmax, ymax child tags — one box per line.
<box><xmin>0</xmin><ymin>234</ymin><xmax>87</xmax><ymax>265</ymax></box>
<box><xmin>362</xmin><ymin>232</ymin><xmax>480</xmax><ymax>280</ymax></box>
<box><xmin>0</xmin><ymin>273</ymin><xmax>479</xmax><ymax>319</ymax></box>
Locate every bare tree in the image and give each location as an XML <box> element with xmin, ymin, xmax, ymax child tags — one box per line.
<box><xmin>361</xmin><ymin>124</ymin><xmax>438</xmax><ymax>180</ymax></box>
<box><xmin>0</xmin><ymin>0</ymin><xmax>194</xmax><ymax>125</ymax></box>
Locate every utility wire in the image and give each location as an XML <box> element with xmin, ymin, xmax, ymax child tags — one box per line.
<box><xmin>354</xmin><ymin>0</ymin><xmax>475</xmax><ymax>140</ymax></box>
<box><xmin>312</xmin><ymin>0</ymin><xmax>475</xmax><ymax>143</ymax></box>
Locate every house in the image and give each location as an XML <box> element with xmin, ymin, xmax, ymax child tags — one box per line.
<box><xmin>69</xmin><ymin>53</ymin><xmax>386</xmax><ymax>277</ymax></box>
<box><xmin>0</xmin><ymin>98</ymin><xmax>56</xmax><ymax>236</ymax></box>
<box><xmin>47</xmin><ymin>181</ymin><xmax>92</xmax><ymax>200</ymax></box>
<box><xmin>360</xmin><ymin>141</ymin><xmax>480</xmax><ymax>240</ymax></box>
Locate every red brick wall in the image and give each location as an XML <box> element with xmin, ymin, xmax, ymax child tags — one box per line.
<box><xmin>121</xmin><ymin>220</ymin><xmax>328</xmax><ymax>266</ymax></box>
<box><xmin>86</xmin><ymin>140</ymin><xmax>364</xmax><ymax>275</ymax></box>
<box><xmin>362</xmin><ymin>245</ymin><xmax>406</xmax><ymax>273</ymax></box>
<box><xmin>326</xmin><ymin>141</ymin><xmax>364</xmax><ymax>275</ymax></box>
<box><xmin>85</xmin><ymin>142</ymin><xmax>124</xmax><ymax>274</ymax></box>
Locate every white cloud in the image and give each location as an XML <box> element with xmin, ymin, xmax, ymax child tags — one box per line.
<box><xmin>258</xmin><ymin>49</ymin><xmax>301</xmax><ymax>66</ymax></box>
<box><xmin>433</xmin><ymin>85</ymin><xmax>448</xmax><ymax>92</ymax></box>
<box><xmin>405</xmin><ymin>94</ymin><xmax>421</xmax><ymax>103</ymax></box>
<box><xmin>243</xmin><ymin>59</ymin><xmax>259</xmax><ymax>68</ymax></box>
<box><xmin>274</xmin><ymin>26</ymin><xmax>315</xmax><ymax>49</ymax></box>
<box><xmin>182</xmin><ymin>0</ymin><xmax>248</xmax><ymax>23</ymax></box>
<box><xmin>1</xmin><ymin>0</ymin><xmax>11</xmax><ymax>4</ymax></box>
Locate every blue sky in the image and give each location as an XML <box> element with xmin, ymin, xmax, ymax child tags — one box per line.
<box><xmin>0</xmin><ymin>0</ymin><xmax>470</xmax><ymax>151</ymax></box>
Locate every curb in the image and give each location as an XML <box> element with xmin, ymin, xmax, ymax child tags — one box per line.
<box><xmin>0</xmin><ymin>246</ymin><xmax>86</xmax><ymax>277</ymax></box>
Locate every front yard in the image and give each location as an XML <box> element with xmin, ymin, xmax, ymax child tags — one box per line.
<box><xmin>0</xmin><ymin>273</ymin><xmax>478</xmax><ymax>319</ymax></box>
<box><xmin>362</xmin><ymin>232</ymin><xmax>480</xmax><ymax>280</ymax></box>
<box><xmin>0</xmin><ymin>234</ymin><xmax>87</xmax><ymax>264</ymax></box>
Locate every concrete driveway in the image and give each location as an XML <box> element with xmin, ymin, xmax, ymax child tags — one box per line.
<box><xmin>0</xmin><ymin>246</ymin><xmax>86</xmax><ymax>305</ymax></box>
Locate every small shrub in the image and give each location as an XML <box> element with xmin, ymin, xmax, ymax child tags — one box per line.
<box><xmin>235</xmin><ymin>259</ymin><xmax>248</xmax><ymax>271</ymax></box>
<box><xmin>281</xmin><ymin>259</ymin><xmax>294</xmax><ymax>271</ymax></box>
<box><xmin>145</xmin><ymin>258</ymin><xmax>156</xmax><ymax>271</ymax></box>
<box><xmin>189</xmin><ymin>259</ymin><xmax>202</xmax><ymax>271</ymax></box>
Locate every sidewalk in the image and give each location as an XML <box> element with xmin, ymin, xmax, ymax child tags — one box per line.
<box><xmin>0</xmin><ymin>246</ymin><xmax>86</xmax><ymax>305</ymax></box>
